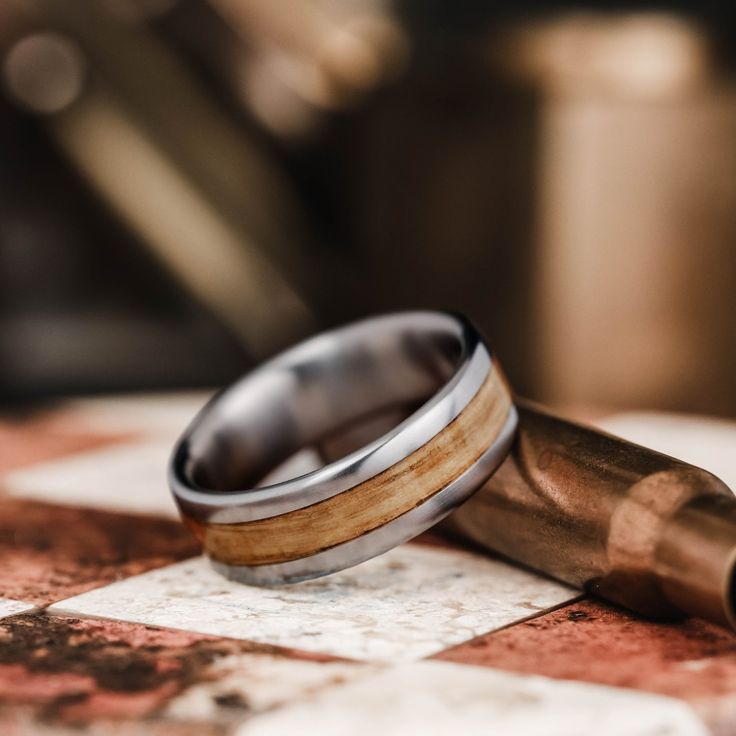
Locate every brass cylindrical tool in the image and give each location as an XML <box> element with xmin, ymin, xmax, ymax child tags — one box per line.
<box><xmin>446</xmin><ymin>401</ymin><xmax>736</xmax><ymax>630</ymax></box>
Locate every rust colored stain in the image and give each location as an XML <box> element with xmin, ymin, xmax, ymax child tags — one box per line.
<box><xmin>0</xmin><ymin>613</ymin><xmax>216</xmax><ymax>725</ymax></box>
<box><xmin>435</xmin><ymin>599</ymin><xmax>736</xmax><ymax>725</ymax></box>
<box><xmin>0</xmin><ymin>612</ymin><xmax>339</xmax><ymax>732</ymax></box>
<box><xmin>0</xmin><ymin>498</ymin><xmax>200</xmax><ymax>605</ymax></box>
<box><xmin>0</xmin><ymin>411</ymin><xmax>130</xmax><ymax>473</ymax></box>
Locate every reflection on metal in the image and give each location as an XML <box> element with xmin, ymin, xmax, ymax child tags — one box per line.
<box><xmin>447</xmin><ymin>401</ymin><xmax>736</xmax><ymax>631</ymax></box>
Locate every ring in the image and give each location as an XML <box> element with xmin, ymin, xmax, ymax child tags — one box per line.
<box><xmin>169</xmin><ymin>311</ymin><xmax>517</xmax><ymax>584</ymax></box>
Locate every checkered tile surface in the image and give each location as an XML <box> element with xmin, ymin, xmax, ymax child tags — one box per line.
<box><xmin>1</xmin><ymin>393</ymin><xmax>734</xmax><ymax>734</ymax></box>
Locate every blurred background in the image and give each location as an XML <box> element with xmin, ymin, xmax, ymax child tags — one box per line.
<box><xmin>2</xmin><ymin>0</ymin><xmax>736</xmax><ymax>416</ymax></box>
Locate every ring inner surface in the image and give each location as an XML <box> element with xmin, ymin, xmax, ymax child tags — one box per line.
<box><xmin>184</xmin><ymin>317</ymin><xmax>465</xmax><ymax>493</ymax></box>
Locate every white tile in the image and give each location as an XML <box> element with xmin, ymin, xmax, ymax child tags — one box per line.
<box><xmin>3</xmin><ymin>399</ymin><xmax>323</xmax><ymax>518</ymax></box>
<box><xmin>4</xmin><ymin>437</ymin><xmax>324</xmax><ymax>519</ymax></box>
<box><xmin>4</xmin><ymin>440</ymin><xmax>179</xmax><ymax>517</ymax></box>
<box><xmin>50</xmin><ymin>545</ymin><xmax>576</xmax><ymax>662</ymax></box>
<box><xmin>598</xmin><ymin>411</ymin><xmax>736</xmax><ymax>490</ymax></box>
<box><xmin>0</xmin><ymin>598</ymin><xmax>35</xmax><ymax>619</ymax></box>
<box><xmin>164</xmin><ymin>654</ymin><xmax>373</xmax><ymax>721</ymax></box>
<box><xmin>236</xmin><ymin>661</ymin><xmax>708</xmax><ymax>736</ymax></box>
<box><xmin>61</xmin><ymin>391</ymin><xmax>212</xmax><ymax>440</ymax></box>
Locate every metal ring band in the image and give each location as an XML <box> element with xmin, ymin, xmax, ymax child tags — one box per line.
<box><xmin>169</xmin><ymin>311</ymin><xmax>516</xmax><ymax>584</ymax></box>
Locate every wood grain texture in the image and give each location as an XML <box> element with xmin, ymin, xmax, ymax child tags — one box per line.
<box><xmin>192</xmin><ymin>365</ymin><xmax>511</xmax><ymax>566</ymax></box>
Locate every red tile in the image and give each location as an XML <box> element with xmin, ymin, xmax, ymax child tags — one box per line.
<box><xmin>0</xmin><ymin>613</ymin><xmax>229</xmax><ymax>731</ymax></box>
<box><xmin>0</xmin><ymin>498</ymin><xmax>200</xmax><ymax>605</ymax></box>
<box><xmin>0</xmin><ymin>612</ymin><xmax>346</xmax><ymax>733</ymax></box>
<box><xmin>0</xmin><ymin>410</ymin><xmax>130</xmax><ymax>473</ymax></box>
<box><xmin>435</xmin><ymin>599</ymin><xmax>736</xmax><ymax>729</ymax></box>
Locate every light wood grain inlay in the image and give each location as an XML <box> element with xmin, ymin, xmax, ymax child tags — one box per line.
<box><xmin>192</xmin><ymin>365</ymin><xmax>511</xmax><ymax>566</ymax></box>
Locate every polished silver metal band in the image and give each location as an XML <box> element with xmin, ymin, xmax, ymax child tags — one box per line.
<box><xmin>169</xmin><ymin>311</ymin><xmax>516</xmax><ymax>584</ymax></box>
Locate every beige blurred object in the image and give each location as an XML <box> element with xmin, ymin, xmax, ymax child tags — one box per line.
<box><xmin>495</xmin><ymin>13</ymin><xmax>711</xmax><ymax>98</ymax></box>
<box><xmin>496</xmin><ymin>13</ymin><xmax>736</xmax><ymax>415</ymax></box>
<box><xmin>210</xmin><ymin>0</ymin><xmax>410</xmax><ymax>138</ymax></box>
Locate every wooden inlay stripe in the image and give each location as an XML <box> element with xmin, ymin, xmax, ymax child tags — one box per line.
<box><xmin>192</xmin><ymin>365</ymin><xmax>511</xmax><ymax>566</ymax></box>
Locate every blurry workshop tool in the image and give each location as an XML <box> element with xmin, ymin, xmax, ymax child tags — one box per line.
<box><xmin>493</xmin><ymin>12</ymin><xmax>736</xmax><ymax>416</ymax></box>
<box><xmin>0</xmin><ymin>0</ymin><xmax>322</xmax><ymax>358</ymax></box>
<box><xmin>205</xmin><ymin>0</ymin><xmax>409</xmax><ymax>138</ymax></box>
<box><xmin>445</xmin><ymin>401</ymin><xmax>736</xmax><ymax>631</ymax></box>
<box><xmin>169</xmin><ymin>312</ymin><xmax>516</xmax><ymax>584</ymax></box>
